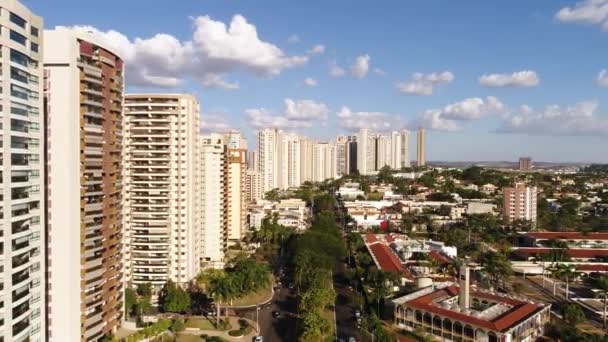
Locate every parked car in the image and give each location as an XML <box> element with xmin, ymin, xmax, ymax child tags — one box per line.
<box><xmin>354</xmin><ymin>310</ymin><xmax>361</xmax><ymax>318</ymax></box>
<box><xmin>254</xmin><ymin>336</ymin><xmax>263</xmax><ymax>342</ymax></box>
<box><xmin>272</xmin><ymin>311</ymin><xmax>281</xmax><ymax>318</ymax></box>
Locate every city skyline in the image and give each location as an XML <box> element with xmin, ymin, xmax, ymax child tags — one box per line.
<box><xmin>26</xmin><ymin>0</ymin><xmax>608</xmax><ymax>162</ymax></box>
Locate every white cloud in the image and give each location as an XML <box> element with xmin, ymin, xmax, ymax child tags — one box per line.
<box><xmin>200</xmin><ymin>74</ymin><xmax>240</xmax><ymax>90</ymax></box>
<box><xmin>200</xmin><ymin>113</ymin><xmax>232</xmax><ymax>132</ymax></box>
<box><xmin>598</xmin><ymin>69</ymin><xmax>608</xmax><ymax>87</ymax></box>
<box><xmin>498</xmin><ymin>100</ymin><xmax>608</xmax><ymax>135</ymax></box>
<box><xmin>336</xmin><ymin>106</ymin><xmax>404</xmax><ymax>131</ymax></box>
<box><xmin>307</xmin><ymin>44</ymin><xmax>325</xmax><ymax>56</ymax></box>
<box><xmin>414</xmin><ymin>96</ymin><xmax>506</xmax><ymax>131</ymax></box>
<box><xmin>350</xmin><ymin>54</ymin><xmax>370</xmax><ymax>79</ymax></box>
<box><xmin>287</xmin><ymin>34</ymin><xmax>300</xmax><ymax>43</ymax></box>
<box><xmin>373</xmin><ymin>68</ymin><xmax>386</xmax><ymax>76</ymax></box>
<box><xmin>303</xmin><ymin>77</ymin><xmax>317</xmax><ymax>87</ymax></box>
<box><xmin>329</xmin><ymin>60</ymin><xmax>346</xmax><ymax>77</ymax></box>
<box><xmin>396</xmin><ymin>71</ymin><xmax>454</xmax><ymax>96</ymax></box>
<box><xmin>65</xmin><ymin>14</ymin><xmax>308</xmax><ymax>88</ymax></box>
<box><xmin>479</xmin><ymin>70</ymin><xmax>540</xmax><ymax>88</ymax></box>
<box><xmin>556</xmin><ymin>0</ymin><xmax>608</xmax><ymax>31</ymax></box>
<box><xmin>246</xmin><ymin>99</ymin><xmax>329</xmax><ymax>129</ymax></box>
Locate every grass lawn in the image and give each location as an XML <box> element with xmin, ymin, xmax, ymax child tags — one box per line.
<box><xmin>176</xmin><ymin>335</ymin><xmax>204</xmax><ymax>342</ymax></box>
<box><xmin>228</xmin><ymin>281</ymin><xmax>273</xmax><ymax>307</ymax></box>
<box><xmin>323</xmin><ymin>307</ymin><xmax>336</xmax><ymax>341</ymax></box>
<box><xmin>185</xmin><ymin>317</ymin><xmax>217</xmax><ymax>330</ymax></box>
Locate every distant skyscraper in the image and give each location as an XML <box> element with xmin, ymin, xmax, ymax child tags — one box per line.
<box><xmin>247</xmin><ymin>151</ymin><xmax>258</xmax><ymax>171</ymax></box>
<box><xmin>392</xmin><ymin>130</ymin><xmax>410</xmax><ymax>169</ymax></box>
<box><xmin>45</xmin><ymin>27</ymin><xmax>124</xmax><ymax>340</ymax></box>
<box><xmin>417</xmin><ymin>127</ymin><xmax>426</xmax><ymax>167</ymax></box>
<box><xmin>299</xmin><ymin>137</ymin><xmax>315</xmax><ymax>182</ymax></box>
<box><xmin>313</xmin><ymin>142</ymin><xmax>337</xmax><ymax>182</ymax></box>
<box><xmin>2</xmin><ymin>2</ymin><xmax>46</xmax><ymax>341</ymax></box>
<box><xmin>245</xmin><ymin>169</ymin><xmax>262</xmax><ymax>202</ymax></box>
<box><xmin>226</xmin><ymin>148</ymin><xmax>247</xmax><ymax>243</ymax></box>
<box><xmin>200</xmin><ymin>134</ymin><xmax>227</xmax><ymax>268</ymax></box>
<box><xmin>357</xmin><ymin>129</ymin><xmax>376</xmax><ymax>175</ymax></box>
<box><xmin>223</xmin><ymin>130</ymin><xmax>247</xmax><ymax>149</ymax></box>
<box><xmin>503</xmin><ymin>183</ymin><xmax>537</xmax><ymax>223</ymax></box>
<box><xmin>346</xmin><ymin>137</ymin><xmax>358</xmax><ymax>175</ymax></box>
<box><xmin>519</xmin><ymin>157</ymin><xmax>532</xmax><ymax>170</ymax></box>
<box><xmin>277</xmin><ymin>132</ymin><xmax>300</xmax><ymax>189</ymax></box>
<box><xmin>336</xmin><ymin>135</ymin><xmax>348</xmax><ymax>176</ymax></box>
<box><xmin>123</xmin><ymin>94</ymin><xmax>201</xmax><ymax>290</ymax></box>
<box><xmin>257</xmin><ymin>128</ymin><xmax>278</xmax><ymax>194</ymax></box>
<box><xmin>375</xmin><ymin>134</ymin><xmax>391</xmax><ymax>170</ymax></box>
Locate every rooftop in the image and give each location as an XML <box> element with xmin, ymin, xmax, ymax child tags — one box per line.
<box><xmin>523</xmin><ymin>231</ymin><xmax>608</xmax><ymax>241</ymax></box>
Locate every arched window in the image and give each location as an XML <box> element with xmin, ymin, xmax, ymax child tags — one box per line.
<box><xmin>433</xmin><ymin>316</ymin><xmax>442</xmax><ymax>328</ymax></box>
<box><xmin>423</xmin><ymin>312</ymin><xmax>432</xmax><ymax>325</ymax></box>
<box><xmin>415</xmin><ymin>310</ymin><xmax>423</xmax><ymax>323</ymax></box>
<box><xmin>464</xmin><ymin>325</ymin><xmax>475</xmax><ymax>338</ymax></box>
<box><xmin>443</xmin><ymin>318</ymin><xmax>453</xmax><ymax>330</ymax></box>
<box><xmin>453</xmin><ymin>322</ymin><xmax>463</xmax><ymax>335</ymax></box>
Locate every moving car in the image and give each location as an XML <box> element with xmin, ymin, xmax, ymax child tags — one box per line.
<box><xmin>272</xmin><ymin>310</ymin><xmax>281</xmax><ymax>318</ymax></box>
<box><xmin>254</xmin><ymin>336</ymin><xmax>263</xmax><ymax>342</ymax></box>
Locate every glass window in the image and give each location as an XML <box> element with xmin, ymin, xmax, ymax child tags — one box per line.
<box><xmin>30</xmin><ymin>26</ymin><xmax>38</xmax><ymax>37</ymax></box>
<box><xmin>10</xmin><ymin>49</ymin><xmax>29</xmax><ymax>67</ymax></box>
<box><xmin>9</xmin><ymin>30</ymin><xmax>26</xmax><ymax>46</ymax></box>
<box><xmin>30</xmin><ymin>42</ymin><xmax>37</xmax><ymax>53</ymax></box>
<box><xmin>10</xmin><ymin>67</ymin><xmax>28</xmax><ymax>84</ymax></box>
<box><xmin>9</xmin><ymin>12</ymin><xmax>26</xmax><ymax>29</ymax></box>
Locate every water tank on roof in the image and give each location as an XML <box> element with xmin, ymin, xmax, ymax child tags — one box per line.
<box><xmin>415</xmin><ymin>276</ymin><xmax>433</xmax><ymax>289</ymax></box>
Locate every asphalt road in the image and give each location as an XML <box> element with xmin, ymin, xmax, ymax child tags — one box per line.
<box><xmin>334</xmin><ymin>259</ymin><xmax>361</xmax><ymax>342</ymax></box>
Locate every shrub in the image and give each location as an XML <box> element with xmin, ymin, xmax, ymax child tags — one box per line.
<box><xmin>170</xmin><ymin>318</ymin><xmax>185</xmax><ymax>333</ymax></box>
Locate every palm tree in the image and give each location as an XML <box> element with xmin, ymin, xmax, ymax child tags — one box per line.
<box><xmin>595</xmin><ymin>276</ymin><xmax>608</xmax><ymax>329</ymax></box>
<box><xmin>552</xmin><ymin>264</ymin><xmax>578</xmax><ymax>300</ymax></box>
<box><xmin>548</xmin><ymin>264</ymin><xmax>561</xmax><ymax>296</ymax></box>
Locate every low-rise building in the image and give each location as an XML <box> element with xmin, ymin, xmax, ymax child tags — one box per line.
<box><xmin>248</xmin><ymin>199</ymin><xmax>311</xmax><ymax>231</ymax></box>
<box><xmin>465</xmin><ymin>201</ymin><xmax>497</xmax><ymax>215</ymax></box>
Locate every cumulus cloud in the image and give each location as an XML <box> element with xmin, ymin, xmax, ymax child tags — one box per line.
<box><xmin>246</xmin><ymin>99</ymin><xmax>329</xmax><ymax>129</ymax></box>
<box><xmin>201</xmin><ymin>74</ymin><xmax>240</xmax><ymax>90</ymax></box>
<box><xmin>373</xmin><ymin>68</ymin><xmax>386</xmax><ymax>76</ymax></box>
<box><xmin>350</xmin><ymin>54</ymin><xmax>370</xmax><ymax>79</ymax></box>
<box><xmin>336</xmin><ymin>106</ymin><xmax>404</xmax><ymax>131</ymax></box>
<box><xmin>200</xmin><ymin>113</ymin><xmax>232</xmax><ymax>132</ymax></box>
<box><xmin>329</xmin><ymin>60</ymin><xmax>346</xmax><ymax>77</ymax></box>
<box><xmin>556</xmin><ymin>0</ymin><xmax>608</xmax><ymax>31</ymax></box>
<box><xmin>396</xmin><ymin>71</ymin><xmax>454</xmax><ymax>96</ymax></box>
<box><xmin>307</xmin><ymin>44</ymin><xmax>325</xmax><ymax>56</ymax></box>
<box><xmin>414</xmin><ymin>96</ymin><xmax>506</xmax><ymax>131</ymax></box>
<box><xmin>479</xmin><ymin>70</ymin><xmax>540</xmax><ymax>88</ymax></box>
<box><xmin>303</xmin><ymin>77</ymin><xmax>317</xmax><ymax>87</ymax></box>
<box><xmin>287</xmin><ymin>34</ymin><xmax>300</xmax><ymax>43</ymax></box>
<box><xmin>498</xmin><ymin>101</ymin><xmax>608</xmax><ymax>135</ymax></box>
<box><xmin>65</xmin><ymin>15</ymin><xmax>308</xmax><ymax>88</ymax></box>
<box><xmin>598</xmin><ymin>69</ymin><xmax>608</xmax><ymax>87</ymax></box>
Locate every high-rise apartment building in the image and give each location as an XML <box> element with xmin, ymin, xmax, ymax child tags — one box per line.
<box><xmin>277</xmin><ymin>132</ymin><xmax>300</xmax><ymax>189</ymax></box>
<box><xmin>246</xmin><ymin>151</ymin><xmax>258</xmax><ymax>171</ymax></box>
<box><xmin>503</xmin><ymin>183</ymin><xmax>537</xmax><ymax>223</ymax></box>
<box><xmin>123</xmin><ymin>94</ymin><xmax>201</xmax><ymax>290</ymax></box>
<box><xmin>357</xmin><ymin>129</ymin><xmax>376</xmax><ymax>175</ymax></box>
<box><xmin>519</xmin><ymin>157</ymin><xmax>532</xmax><ymax>170</ymax></box>
<box><xmin>45</xmin><ymin>27</ymin><xmax>123</xmax><ymax>341</ymax></box>
<box><xmin>313</xmin><ymin>142</ymin><xmax>337</xmax><ymax>182</ymax></box>
<box><xmin>375</xmin><ymin>134</ymin><xmax>391</xmax><ymax>170</ymax></box>
<box><xmin>244</xmin><ymin>169</ymin><xmax>262</xmax><ymax>202</ymax></box>
<box><xmin>1</xmin><ymin>2</ymin><xmax>45</xmax><ymax>340</ymax></box>
<box><xmin>224</xmin><ymin>130</ymin><xmax>247</xmax><ymax>150</ymax></box>
<box><xmin>346</xmin><ymin>137</ymin><xmax>358</xmax><ymax>175</ymax></box>
<box><xmin>226</xmin><ymin>149</ymin><xmax>246</xmax><ymax>243</ymax></box>
<box><xmin>257</xmin><ymin>128</ymin><xmax>278</xmax><ymax>194</ymax></box>
<box><xmin>336</xmin><ymin>135</ymin><xmax>348</xmax><ymax>176</ymax></box>
<box><xmin>391</xmin><ymin>130</ymin><xmax>410</xmax><ymax>169</ymax></box>
<box><xmin>416</xmin><ymin>127</ymin><xmax>426</xmax><ymax>167</ymax></box>
<box><xmin>299</xmin><ymin>137</ymin><xmax>315</xmax><ymax>183</ymax></box>
<box><xmin>200</xmin><ymin>134</ymin><xmax>227</xmax><ymax>268</ymax></box>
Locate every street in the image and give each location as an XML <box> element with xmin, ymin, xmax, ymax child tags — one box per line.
<box><xmin>334</xmin><ymin>259</ymin><xmax>361</xmax><ymax>341</ymax></box>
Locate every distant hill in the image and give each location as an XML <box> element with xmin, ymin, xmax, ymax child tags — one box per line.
<box><xmin>426</xmin><ymin>161</ymin><xmax>588</xmax><ymax>170</ymax></box>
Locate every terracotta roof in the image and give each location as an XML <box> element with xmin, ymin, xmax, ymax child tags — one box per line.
<box><xmin>368</xmin><ymin>243</ymin><xmax>413</xmax><ymax>279</ymax></box>
<box><xmin>524</xmin><ymin>232</ymin><xmax>608</xmax><ymax>241</ymax></box>
<box><xmin>514</xmin><ymin>248</ymin><xmax>608</xmax><ymax>258</ymax></box>
<box><xmin>365</xmin><ymin>234</ymin><xmax>378</xmax><ymax>243</ymax></box>
<box><xmin>405</xmin><ymin>286</ymin><xmax>544</xmax><ymax>332</ymax></box>
<box><xmin>575</xmin><ymin>264</ymin><xmax>608</xmax><ymax>272</ymax></box>
<box><xmin>429</xmin><ymin>251</ymin><xmax>452</xmax><ymax>264</ymax></box>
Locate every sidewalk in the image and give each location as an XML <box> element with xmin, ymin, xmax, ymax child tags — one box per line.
<box><xmin>179</xmin><ymin>316</ymin><xmax>259</xmax><ymax>341</ymax></box>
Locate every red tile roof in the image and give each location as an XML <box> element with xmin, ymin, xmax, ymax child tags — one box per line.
<box><xmin>524</xmin><ymin>232</ymin><xmax>608</xmax><ymax>241</ymax></box>
<box><xmin>368</xmin><ymin>243</ymin><xmax>413</xmax><ymax>279</ymax></box>
<box><xmin>514</xmin><ymin>248</ymin><xmax>608</xmax><ymax>258</ymax></box>
<box><xmin>429</xmin><ymin>251</ymin><xmax>452</xmax><ymax>264</ymax></box>
<box><xmin>575</xmin><ymin>264</ymin><xmax>608</xmax><ymax>272</ymax></box>
<box><xmin>365</xmin><ymin>233</ymin><xmax>378</xmax><ymax>243</ymax></box>
<box><xmin>404</xmin><ymin>286</ymin><xmax>544</xmax><ymax>332</ymax></box>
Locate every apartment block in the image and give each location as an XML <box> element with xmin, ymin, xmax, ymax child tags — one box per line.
<box><xmin>257</xmin><ymin>128</ymin><xmax>277</xmax><ymax>195</ymax></box>
<box><xmin>123</xmin><ymin>94</ymin><xmax>201</xmax><ymax>290</ymax></box>
<box><xmin>223</xmin><ymin>130</ymin><xmax>247</xmax><ymax>150</ymax></box>
<box><xmin>357</xmin><ymin>128</ymin><xmax>376</xmax><ymax>175</ymax></box>
<box><xmin>45</xmin><ymin>27</ymin><xmax>123</xmax><ymax>341</ymax></box>
<box><xmin>277</xmin><ymin>132</ymin><xmax>300</xmax><ymax>190</ymax></box>
<box><xmin>417</xmin><ymin>127</ymin><xmax>426</xmax><ymax>167</ymax></box>
<box><xmin>299</xmin><ymin>137</ymin><xmax>315</xmax><ymax>183</ymax></box>
<box><xmin>0</xmin><ymin>1</ymin><xmax>45</xmax><ymax>340</ymax></box>
<box><xmin>226</xmin><ymin>148</ymin><xmax>246</xmax><ymax>242</ymax></box>
<box><xmin>200</xmin><ymin>134</ymin><xmax>227</xmax><ymax>268</ymax></box>
<box><xmin>519</xmin><ymin>157</ymin><xmax>532</xmax><ymax>171</ymax></box>
<box><xmin>313</xmin><ymin>142</ymin><xmax>337</xmax><ymax>182</ymax></box>
<box><xmin>503</xmin><ymin>183</ymin><xmax>537</xmax><ymax>223</ymax></box>
<box><xmin>245</xmin><ymin>169</ymin><xmax>262</xmax><ymax>202</ymax></box>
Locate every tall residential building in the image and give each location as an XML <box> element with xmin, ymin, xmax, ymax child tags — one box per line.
<box><xmin>503</xmin><ymin>183</ymin><xmax>537</xmax><ymax>223</ymax></box>
<box><xmin>346</xmin><ymin>137</ymin><xmax>358</xmax><ymax>175</ymax></box>
<box><xmin>519</xmin><ymin>157</ymin><xmax>532</xmax><ymax>170</ymax></box>
<box><xmin>375</xmin><ymin>134</ymin><xmax>391</xmax><ymax>170</ymax></box>
<box><xmin>257</xmin><ymin>128</ymin><xmax>278</xmax><ymax>194</ymax></box>
<box><xmin>200</xmin><ymin>134</ymin><xmax>227</xmax><ymax>268</ymax></box>
<box><xmin>1</xmin><ymin>2</ymin><xmax>45</xmax><ymax>340</ymax></box>
<box><xmin>246</xmin><ymin>151</ymin><xmax>258</xmax><ymax>171</ymax></box>
<box><xmin>226</xmin><ymin>149</ymin><xmax>246</xmax><ymax>242</ymax></box>
<box><xmin>123</xmin><ymin>94</ymin><xmax>201</xmax><ymax>290</ymax></box>
<box><xmin>223</xmin><ymin>130</ymin><xmax>247</xmax><ymax>149</ymax></box>
<box><xmin>313</xmin><ymin>142</ymin><xmax>337</xmax><ymax>182</ymax></box>
<box><xmin>416</xmin><ymin>127</ymin><xmax>426</xmax><ymax>167</ymax></box>
<box><xmin>45</xmin><ymin>27</ymin><xmax>124</xmax><ymax>341</ymax></box>
<box><xmin>357</xmin><ymin>129</ymin><xmax>376</xmax><ymax>175</ymax></box>
<box><xmin>276</xmin><ymin>132</ymin><xmax>300</xmax><ymax>189</ymax></box>
<box><xmin>391</xmin><ymin>130</ymin><xmax>410</xmax><ymax>169</ymax></box>
<box><xmin>336</xmin><ymin>135</ymin><xmax>348</xmax><ymax>176</ymax></box>
<box><xmin>244</xmin><ymin>169</ymin><xmax>262</xmax><ymax>202</ymax></box>
<box><xmin>299</xmin><ymin>137</ymin><xmax>315</xmax><ymax>183</ymax></box>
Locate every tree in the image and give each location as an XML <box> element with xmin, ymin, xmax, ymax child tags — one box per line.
<box><xmin>377</xmin><ymin>165</ymin><xmax>393</xmax><ymax>184</ymax></box>
<box><xmin>595</xmin><ymin>276</ymin><xmax>608</xmax><ymax>329</ymax></box>
<box><xmin>264</xmin><ymin>189</ymin><xmax>280</xmax><ymax>202</ymax></box>
<box><xmin>125</xmin><ymin>288</ymin><xmax>137</xmax><ymax>319</ymax></box>
<box><xmin>160</xmin><ymin>280</ymin><xmax>191</xmax><ymax>313</ymax></box>
<box><xmin>478</xmin><ymin>251</ymin><xmax>512</xmax><ymax>288</ymax></box>
<box><xmin>170</xmin><ymin>318</ymin><xmax>186</xmax><ymax>333</ymax></box>
<box><xmin>562</xmin><ymin>303</ymin><xmax>585</xmax><ymax>326</ymax></box>
<box><xmin>557</xmin><ymin>264</ymin><xmax>579</xmax><ymax>301</ymax></box>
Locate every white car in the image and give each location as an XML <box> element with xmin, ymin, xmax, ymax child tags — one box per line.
<box><xmin>254</xmin><ymin>336</ymin><xmax>263</xmax><ymax>342</ymax></box>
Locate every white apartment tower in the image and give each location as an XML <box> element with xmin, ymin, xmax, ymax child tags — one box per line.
<box><xmin>224</xmin><ymin>130</ymin><xmax>247</xmax><ymax>150</ymax></box>
<box><xmin>313</xmin><ymin>142</ymin><xmax>337</xmax><ymax>182</ymax></box>
<box><xmin>299</xmin><ymin>137</ymin><xmax>315</xmax><ymax>183</ymax></box>
<box><xmin>277</xmin><ymin>132</ymin><xmax>301</xmax><ymax>189</ymax></box>
<box><xmin>375</xmin><ymin>134</ymin><xmax>391</xmax><ymax>170</ymax></box>
<box><xmin>200</xmin><ymin>134</ymin><xmax>227</xmax><ymax>268</ymax></box>
<box><xmin>244</xmin><ymin>169</ymin><xmax>262</xmax><ymax>202</ymax></box>
<box><xmin>336</xmin><ymin>135</ymin><xmax>348</xmax><ymax>176</ymax></box>
<box><xmin>357</xmin><ymin>129</ymin><xmax>376</xmax><ymax>175</ymax></box>
<box><xmin>1</xmin><ymin>1</ymin><xmax>45</xmax><ymax>340</ymax></box>
<box><xmin>391</xmin><ymin>130</ymin><xmax>410</xmax><ymax>169</ymax></box>
<box><xmin>257</xmin><ymin>128</ymin><xmax>278</xmax><ymax>194</ymax></box>
<box><xmin>226</xmin><ymin>148</ymin><xmax>246</xmax><ymax>242</ymax></box>
<box><xmin>123</xmin><ymin>94</ymin><xmax>201</xmax><ymax>289</ymax></box>
<box><xmin>45</xmin><ymin>27</ymin><xmax>124</xmax><ymax>341</ymax></box>
<box><xmin>417</xmin><ymin>127</ymin><xmax>426</xmax><ymax>167</ymax></box>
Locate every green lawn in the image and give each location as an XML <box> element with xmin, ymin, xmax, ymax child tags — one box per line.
<box><xmin>185</xmin><ymin>317</ymin><xmax>217</xmax><ymax>330</ymax></box>
<box><xmin>177</xmin><ymin>335</ymin><xmax>204</xmax><ymax>342</ymax></box>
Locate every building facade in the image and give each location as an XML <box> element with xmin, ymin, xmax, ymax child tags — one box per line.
<box><xmin>245</xmin><ymin>169</ymin><xmax>262</xmax><ymax>202</ymax></box>
<box><xmin>417</xmin><ymin>127</ymin><xmax>426</xmax><ymax>167</ymax></box>
<box><xmin>1</xmin><ymin>1</ymin><xmax>45</xmax><ymax>340</ymax></box>
<box><xmin>226</xmin><ymin>148</ymin><xmax>246</xmax><ymax>242</ymax></box>
<box><xmin>391</xmin><ymin>130</ymin><xmax>410</xmax><ymax>169</ymax></box>
<box><xmin>45</xmin><ymin>27</ymin><xmax>123</xmax><ymax>341</ymax></box>
<box><xmin>503</xmin><ymin>183</ymin><xmax>537</xmax><ymax>223</ymax></box>
<box><xmin>257</xmin><ymin>128</ymin><xmax>277</xmax><ymax>195</ymax></box>
<box><xmin>223</xmin><ymin>130</ymin><xmax>247</xmax><ymax>150</ymax></box>
<box><xmin>357</xmin><ymin>128</ymin><xmax>376</xmax><ymax>175</ymax></box>
<box><xmin>123</xmin><ymin>94</ymin><xmax>201</xmax><ymax>290</ymax></box>
<box><xmin>519</xmin><ymin>157</ymin><xmax>532</xmax><ymax>171</ymax></box>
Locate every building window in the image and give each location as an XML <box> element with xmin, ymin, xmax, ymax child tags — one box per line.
<box><xmin>30</xmin><ymin>42</ymin><xmax>38</xmax><ymax>53</ymax></box>
<box><xmin>30</xmin><ymin>26</ymin><xmax>38</xmax><ymax>37</ymax></box>
<box><xmin>10</xmin><ymin>30</ymin><xmax>26</xmax><ymax>46</ymax></box>
<box><xmin>9</xmin><ymin>12</ymin><xmax>26</xmax><ymax>29</ymax></box>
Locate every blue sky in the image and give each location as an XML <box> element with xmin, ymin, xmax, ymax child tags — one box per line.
<box><xmin>27</xmin><ymin>0</ymin><xmax>608</xmax><ymax>162</ymax></box>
